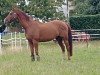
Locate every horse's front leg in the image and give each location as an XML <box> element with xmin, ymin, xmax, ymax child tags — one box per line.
<box><xmin>33</xmin><ymin>40</ymin><xmax>40</xmax><ymax>61</ymax></box>
<box><xmin>28</xmin><ymin>40</ymin><xmax>35</xmax><ymax>61</ymax></box>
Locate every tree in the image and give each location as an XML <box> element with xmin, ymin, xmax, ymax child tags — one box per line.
<box><xmin>0</xmin><ymin>0</ymin><xmax>66</xmax><ymax>32</ymax></box>
<box><xmin>0</xmin><ymin>0</ymin><xmax>26</xmax><ymax>31</ymax></box>
<box><xmin>85</xmin><ymin>0</ymin><xmax>100</xmax><ymax>15</ymax></box>
<box><xmin>73</xmin><ymin>0</ymin><xmax>100</xmax><ymax>15</ymax></box>
<box><xmin>0</xmin><ymin>0</ymin><xmax>66</xmax><ymax>23</ymax></box>
<box><xmin>0</xmin><ymin>0</ymin><xmax>18</xmax><ymax>25</ymax></box>
<box><xmin>26</xmin><ymin>0</ymin><xmax>66</xmax><ymax>21</ymax></box>
<box><xmin>97</xmin><ymin>1</ymin><xmax>100</xmax><ymax>14</ymax></box>
<box><xmin>88</xmin><ymin>0</ymin><xmax>99</xmax><ymax>6</ymax></box>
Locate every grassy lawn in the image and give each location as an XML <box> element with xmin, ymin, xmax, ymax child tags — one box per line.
<box><xmin>0</xmin><ymin>41</ymin><xmax>100</xmax><ymax>75</ymax></box>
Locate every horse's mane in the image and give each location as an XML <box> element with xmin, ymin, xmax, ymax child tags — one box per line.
<box><xmin>17</xmin><ymin>9</ymin><xmax>30</xmax><ymax>21</ymax></box>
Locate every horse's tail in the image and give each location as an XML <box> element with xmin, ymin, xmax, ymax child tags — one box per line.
<box><xmin>68</xmin><ymin>25</ymin><xmax>73</xmax><ymax>56</ymax></box>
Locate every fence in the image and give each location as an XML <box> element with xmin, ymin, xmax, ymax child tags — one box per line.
<box><xmin>0</xmin><ymin>29</ymin><xmax>100</xmax><ymax>54</ymax></box>
<box><xmin>72</xmin><ymin>29</ymin><xmax>100</xmax><ymax>41</ymax></box>
<box><xmin>0</xmin><ymin>33</ymin><xmax>2</xmax><ymax>54</ymax></box>
<box><xmin>0</xmin><ymin>32</ymin><xmax>28</xmax><ymax>54</ymax></box>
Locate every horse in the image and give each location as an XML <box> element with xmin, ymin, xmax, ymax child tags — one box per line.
<box><xmin>4</xmin><ymin>7</ymin><xmax>73</xmax><ymax>61</ymax></box>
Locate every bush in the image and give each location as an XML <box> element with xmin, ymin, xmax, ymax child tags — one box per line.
<box><xmin>69</xmin><ymin>14</ymin><xmax>100</xmax><ymax>30</ymax></box>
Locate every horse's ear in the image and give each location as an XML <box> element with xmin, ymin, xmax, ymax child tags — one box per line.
<box><xmin>12</xmin><ymin>5</ymin><xmax>19</xmax><ymax>11</ymax></box>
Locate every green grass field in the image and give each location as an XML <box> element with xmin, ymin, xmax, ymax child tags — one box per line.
<box><xmin>0</xmin><ymin>41</ymin><xmax>100</xmax><ymax>75</ymax></box>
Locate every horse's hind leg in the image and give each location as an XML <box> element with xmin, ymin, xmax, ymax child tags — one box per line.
<box><xmin>63</xmin><ymin>39</ymin><xmax>70</xmax><ymax>60</ymax></box>
<box><xmin>56</xmin><ymin>37</ymin><xmax>66</xmax><ymax>60</ymax></box>
<box><xmin>28</xmin><ymin>40</ymin><xmax>35</xmax><ymax>61</ymax></box>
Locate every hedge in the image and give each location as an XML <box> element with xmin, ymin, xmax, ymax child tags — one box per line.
<box><xmin>69</xmin><ymin>14</ymin><xmax>100</xmax><ymax>30</ymax></box>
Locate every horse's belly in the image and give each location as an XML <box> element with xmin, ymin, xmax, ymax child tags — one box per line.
<box><xmin>39</xmin><ymin>25</ymin><xmax>59</xmax><ymax>42</ymax></box>
<box><xmin>39</xmin><ymin>33</ymin><xmax>57</xmax><ymax>42</ymax></box>
<box><xmin>39</xmin><ymin>36</ymin><xmax>55</xmax><ymax>42</ymax></box>
<box><xmin>39</xmin><ymin>39</ymin><xmax>53</xmax><ymax>42</ymax></box>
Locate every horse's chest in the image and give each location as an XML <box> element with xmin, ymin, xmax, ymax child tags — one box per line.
<box><xmin>25</xmin><ymin>34</ymin><xmax>31</xmax><ymax>39</ymax></box>
<box><xmin>25</xmin><ymin>33</ymin><xmax>39</xmax><ymax>41</ymax></box>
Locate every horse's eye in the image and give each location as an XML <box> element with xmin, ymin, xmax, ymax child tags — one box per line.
<box><xmin>10</xmin><ymin>13</ymin><xmax>12</xmax><ymax>15</ymax></box>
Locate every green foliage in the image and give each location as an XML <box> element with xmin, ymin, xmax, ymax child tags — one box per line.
<box><xmin>74</xmin><ymin>0</ymin><xmax>85</xmax><ymax>3</ymax></box>
<box><xmin>74</xmin><ymin>0</ymin><xmax>100</xmax><ymax>15</ymax></box>
<box><xmin>97</xmin><ymin>2</ymin><xmax>100</xmax><ymax>14</ymax></box>
<box><xmin>88</xmin><ymin>0</ymin><xmax>100</xmax><ymax>6</ymax></box>
<box><xmin>69</xmin><ymin>14</ymin><xmax>100</xmax><ymax>29</ymax></box>
<box><xmin>0</xmin><ymin>0</ymin><xmax>17</xmax><ymax>20</ymax></box>
<box><xmin>85</xmin><ymin>6</ymin><xmax>98</xmax><ymax>15</ymax></box>
<box><xmin>0</xmin><ymin>0</ymin><xmax>66</xmax><ymax>30</ymax></box>
<box><xmin>26</xmin><ymin>0</ymin><xmax>66</xmax><ymax>21</ymax></box>
<box><xmin>74</xmin><ymin>2</ymin><xmax>90</xmax><ymax>15</ymax></box>
<box><xmin>71</xmin><ymin>0</ymin><xmax>100</xmax><ymax>33</ymax></box>
<box><xmin>0</xmin><ymin>0</ymin><xmax>66</xmax><ymax>25</ymax></box>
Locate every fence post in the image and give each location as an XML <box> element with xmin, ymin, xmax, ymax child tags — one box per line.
<box><xmin>26</xmin><ymin>40</ymin><xmax>29</xmax><ymax>50</ymax></box>
<box><xmin>85</xmin><ymin>29</ymin><xmax>89</xmax><ymax>48</ymax></box>
<box><xmin>15</xmin><ymin>32</ymin><xmax>17</xmax><ymax>49</ymax></box>
<box><xmin>11</xmin><ymin>32</ymin><xmax>13</xmax><ymax>50</ymax></box>
<box><xmin>0</xmin><ymin>33</ymin><xmax>2</xmax><ymax>54</ymax></box>
<box><xmin>19</xmin><ymin>32</ymin><xmax>22</xmax><ymax>51</ymax></box>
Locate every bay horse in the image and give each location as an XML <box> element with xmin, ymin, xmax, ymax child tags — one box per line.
<box><xmin>4</xmin><ymin>7</ymin><xmax>73</xmax><ymax>61</ymax></box>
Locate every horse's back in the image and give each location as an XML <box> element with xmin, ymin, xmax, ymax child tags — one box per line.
<box><xmin>38</xmin><ymin>20</ymin><xmax>69</xmax><ymax>42</ymax></box>
<box><xmin>50</xmin><ymin>20</ymin><xmax>68</xmax><ymax>26</ymax></box>
<box><xmin>39</xmin><ymin>20</ymin><xmax>68</xmax><ymax>33</ymax></box>
<box><xmin>38</xmin><ymin>21</ymin><xmax>59</xmax><ymax>42</ymax></box>
<box><xmin>50</xmin><ymin>20</ymin><xmax>69</xmax><ymax>37</ymax></box>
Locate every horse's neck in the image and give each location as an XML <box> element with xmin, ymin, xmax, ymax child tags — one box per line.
<box><xmin>18</xmin><ymin>19</ymin><xmax>29</xmax><ymax>29</ymax></box>
<box><xmin>17</xmin><ymin>15</ymin><xmax>39</xmax><ymax>31</ymax></box>
<box><xmin>17</xmin><ymin>14</ymin><xmax>31</xmax><ymax>29</ymax></box>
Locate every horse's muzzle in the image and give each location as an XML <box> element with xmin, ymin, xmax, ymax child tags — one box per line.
<box><xmin>4</xmin><ymin>19</ymin><xmax>9</xmax><ymax>26</ymax></box>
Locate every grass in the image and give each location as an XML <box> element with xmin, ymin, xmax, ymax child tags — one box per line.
<box><xmin>0</xmin><ymin>41</ymin><xmax>100</xmax><ymax>75</ymax></box>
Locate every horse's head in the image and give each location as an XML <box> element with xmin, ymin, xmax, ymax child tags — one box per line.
<box><xmin>4</xmin><ymin>7</ymin><xmax>30</xmax><ymax>25</ymax></box>
<box><xmin>4</xmin><ymin>8</ymin><xmax>18</xmax><ymax>25</ymax></box>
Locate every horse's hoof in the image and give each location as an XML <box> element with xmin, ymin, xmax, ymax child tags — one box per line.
<box><xmin>63</xmin><ymin>58</ymin><xmax>66</xmax><ymax>60</ymax></box>
<box><xmin>31</xmin><ymin>58</ymin><xmax>35</xmax><ymax>61</ymax></box>
<box><xmin>36</xmin><ymin>56</ymin><xmax>40</xmax><ymax>61</ymax></box>
<box><xmin>31</xmin><ymin>59</ymin><xmax>35</xmax><ymax>61</ymax></box>
<box><xmin>31</xmin><ymin>55</ymin><xmax>35</xmax><ymax>61</ymax></box>
<box><xmin>68</xmin><ymin>58</ymin><xmax>71</xmax><ymax>60</ymax></box>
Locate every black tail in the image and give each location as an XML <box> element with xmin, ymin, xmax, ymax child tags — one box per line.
<box><xmin>68</xmin><ymin>25</ymin><xmax>73</xmax><ymax>56</ymax></box>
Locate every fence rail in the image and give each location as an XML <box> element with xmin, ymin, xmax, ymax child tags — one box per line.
<box><xmin>0</xmin><ymin>32</ymin><xmax>29</xmax><ymax>54</ymax></box>
<box><xmin>0</xmin><ymin>29</ymin><xmax>100</xmax><ymax>54</ymax></box>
